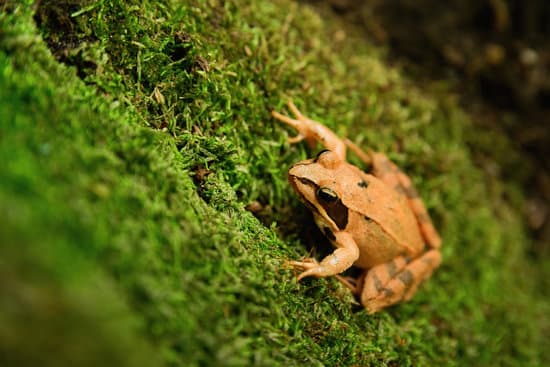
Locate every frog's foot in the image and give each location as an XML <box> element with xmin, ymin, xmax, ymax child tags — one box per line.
<box><xmin>360</xmin><ymin>250</ymin><xmax>442</xmax><ymax>314</ymax></box>
<box><xmin>288</xmin><ymin>258</ymin><xmax>321</xmax><ymax>281</ymax></box>
<box><xmin>334</xmin><ymin>274</ymin><xmax>360</xmax><ymax>294</ymax></box>
<box><xmin>271</xmin><ymin>100</ymin><xmax>312</xmax><ymax>144</ymax></box>
<box><xmin>271</xmin><ymin>100</ymin><xmax>346</xmax><ymax>160</ymax></box>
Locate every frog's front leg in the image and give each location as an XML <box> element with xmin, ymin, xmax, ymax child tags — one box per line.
<box><xmin>359</xmin><ymin>250</ymin><xmax>442</xmax><ymax>313</ymax></box>
<box><xmin>290</xmin><ymin>231</ymin><xmax>359</xmax><ymax>281</ymax></box>
<box><xmin>272</xmin><ymin>100</ymin><xmax>347</xmax><ymax>161</ymax></box>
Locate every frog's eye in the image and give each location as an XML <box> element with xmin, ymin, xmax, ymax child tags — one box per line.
<box><xmin>316</xmin><ymin>187</ymin><xmax>349</xmax><ymax>229</ymax></box>
<box><xmin>317</xmin><ymin>187</ymin><xmax>339</xmax><ymax>203</ymax></box>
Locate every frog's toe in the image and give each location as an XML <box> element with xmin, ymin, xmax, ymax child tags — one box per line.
<box><xmin>288</xmin><ymin>258</ymin><xmax>319</xmax><ymax>269</ymax></box>
<box><xmin>287</xmin><ymin>134</ymin><xmax>305</xmax><ymax>144</ymax></box>
<box><xmin>287</xmin><ymin>258</ymin><xmax>323</xmax><ymax>280</ymax></box>
<box><xmin>296</xmin><ymin>267</ymin><xmax>325</xmax><ymax>281</ymax></box>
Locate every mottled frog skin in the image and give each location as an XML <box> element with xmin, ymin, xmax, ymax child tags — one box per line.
<box><xmin>272</xmin><ymin>101</ymin><xmax>442</xmax><ymax>313</ymax></box>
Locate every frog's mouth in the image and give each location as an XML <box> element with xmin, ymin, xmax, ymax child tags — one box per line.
<box><xmin>288</xmin><ymin>175</ymin><xmax>317</xmax><ymax>207</ymax></box>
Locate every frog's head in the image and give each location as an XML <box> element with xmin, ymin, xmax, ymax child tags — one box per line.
<box><xmin>288</xmin><ymin>150</ymin><xmax>349</xmax><ymax>230</ymax></box>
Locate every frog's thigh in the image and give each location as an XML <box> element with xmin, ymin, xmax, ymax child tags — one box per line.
<box><xmin>360</xmin><ymin>250</ymin><xmax>441</xmax><ymax>313</ymax></box>
<box><xmin>371</xmin><ymin>153</ymin><xmax>442</xmax><ymax>249</ymax></box>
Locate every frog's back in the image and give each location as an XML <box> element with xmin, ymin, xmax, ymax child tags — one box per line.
<box><xmin>339</xmin><ymin>164</ymin><xmax>424</xmax><ymax>258</ymax></box>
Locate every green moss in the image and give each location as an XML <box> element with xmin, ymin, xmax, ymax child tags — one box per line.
<box><xmin>1</xmin><ymin>1</ymin><xmax>548</xmax><ymax>366</ymax></box>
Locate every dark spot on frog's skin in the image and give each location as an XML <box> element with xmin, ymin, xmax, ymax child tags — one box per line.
<box><xmin>323</xmin><ymin>226</ymin><xmax>336</xmax><ymax>241</ymax></box>
<box><xmin>324</xmin><ymin>201</ymin><xmax>349</xmax><ymax>230</ymax></box>
<box><xmin>364</xmin><ymin>215</ymin><xmax>373</xmax><ymax>222</ymax></box>
<box><xmin>398</xmin><ymin>270</ymin><xmax>414</xmax><ymax>288</ymax></box>
<box><xmin>320</xmin><ymin>200</ymin><xmax>346</xmax><ymax>229</ymax></box>
<box><xmin>386</xmin><ymin>260</ymin><xmax>398</xmax><ymax>278</ymax></box>
<box><xmin>372</xmin><ymin>273</ymin><xmax>383</xmax><ymax>291</ymax></box>
<box><xmin>358</xmin><ymin>180</ymin><xmax>369</xmax><ymax>188</ymax></box>
<box><xmin>383</xmin><ymin>287</ymin><xmax>395</xmax><ymax>297</ymax></box>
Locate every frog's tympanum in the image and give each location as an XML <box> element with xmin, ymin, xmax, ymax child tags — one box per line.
<box><xmin>272</xmin><ymin>101</ymin><xmax>442</xmax><ymax>313</ymax></box>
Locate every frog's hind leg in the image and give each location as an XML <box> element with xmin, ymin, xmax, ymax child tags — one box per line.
<box><xmin>371</xmin><ymin>152</ymin><xmax>442</xmax><ymax>249</ymax></box>
<box><xmin>360</xmin><ymin>251</ymin><xmax>442</xmax><ymax>313</ymax></box>
<box><xmin>344</xmin><ymin>142</ymin><xmax>442</xmax><ymax>312</ymax></box>
<box><xmin>344</xmin><ymin>138</ymin><xmax>373</xmax><ymax>166</ymax></box>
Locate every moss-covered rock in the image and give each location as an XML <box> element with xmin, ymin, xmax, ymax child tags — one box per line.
<box><xmin>1</xmin><ymin>1</ymin><xmax>548</xmax><ymax>366</ymax></box>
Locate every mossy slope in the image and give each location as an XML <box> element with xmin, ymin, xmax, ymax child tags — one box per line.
<box><xmin>1</xmin><ymin>1</ymin><xmax>548</xmax><ymax>366</ymax></box>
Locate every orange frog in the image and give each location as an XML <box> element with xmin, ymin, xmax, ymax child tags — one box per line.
<box><xmin>272</xmin><ymin>101</ymin><xmax>442</xmax><ymax>313</ymax></box>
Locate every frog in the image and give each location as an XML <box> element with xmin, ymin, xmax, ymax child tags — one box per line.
<box><xmin>272</xmin><ymin>100</ymin><xmax>442</xmax><ymax>313</ymax></box>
